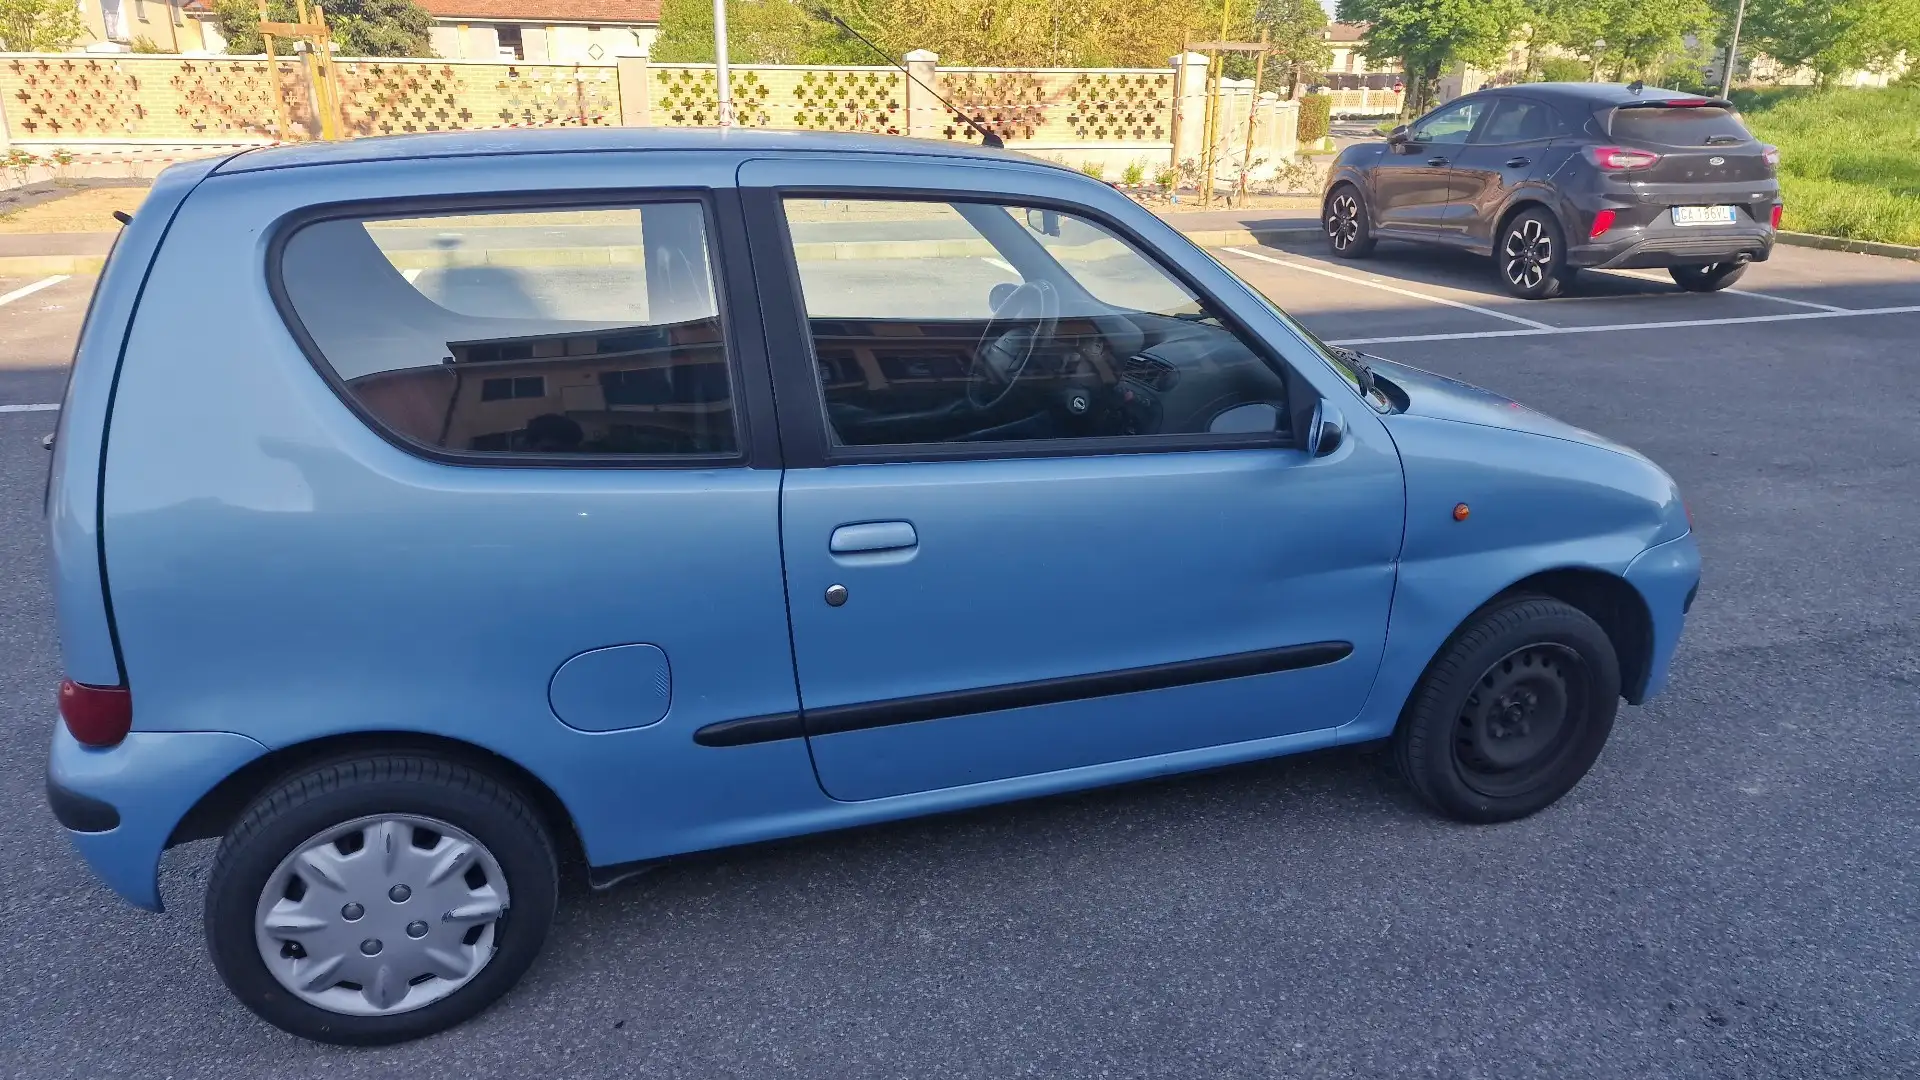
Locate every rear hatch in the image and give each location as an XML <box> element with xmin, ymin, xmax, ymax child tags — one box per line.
<box><xmin>1604</xmin><ymin>99</ymin><xmax>1775</xmax><ymax>186</ymax></box>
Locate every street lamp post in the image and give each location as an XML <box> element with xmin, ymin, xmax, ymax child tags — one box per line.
<box><xmin>1590</xmin><ymin>39</ymin><xmax>1606</xmax><ymax>82</ymax></box>
<box><xmin>713</xmin><ymin>0</ymin><xmax>734</xmax><ymax>126</ymax></box>
<box><xmin>1721</xmin><ymin>0</ymin><xmax>1747</xmax><ymax>99</ymax></box>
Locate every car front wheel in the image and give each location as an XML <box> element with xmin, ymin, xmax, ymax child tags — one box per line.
<box><xmin>1670</xmin><ymin>262</ymin><xmax>1748</xmax><ymax>292</ymax></box>
<box><xmin>205</xmin><ymin>755</ymin><xmax>559</xmax><ymax>1045</ymax></box>
<box><xmin>1496</xmin><ymin>209</ymin><xmax>1573</xmax><ymax>299</ymax></box>
<box><xmin>1324</xmin><ymin>184</ymin><xmax>1377</xmax><ymax>258</ymax></box>
<box><xmin>1394</xmin><ymin>596</ymin><xmax>1621</xmax><ymax>823</ymax></box>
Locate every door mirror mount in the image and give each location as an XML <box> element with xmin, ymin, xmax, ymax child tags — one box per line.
<box><xmin>1024</xmin><ymin>208</ymin><xmax>1062</xmax><ymax>236</ymax></box>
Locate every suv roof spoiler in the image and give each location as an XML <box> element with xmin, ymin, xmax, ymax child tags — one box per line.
<box><xmin>1612</xmin><ymin>97</ymin><xmax>1735</xmax><ymax>110</ymax></box>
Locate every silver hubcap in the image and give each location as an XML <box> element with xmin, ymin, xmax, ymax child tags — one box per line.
<box><xmin>1327</xmin><ymin>194</ymin><xmax>1361</xmax><ymax>250</ymax></box>
<box><xmin>1503</xmin><ymin>218</ymin><xmax>1553</xmax><ymax>289</ymax></box>
<box><xmin>253</xmin><ymin>814</ymin><xmax>509</xmax><ymax>1017</ymax></box>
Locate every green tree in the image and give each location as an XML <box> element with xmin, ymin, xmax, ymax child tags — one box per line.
<box><xmin>1228</xmin><ymin>0</ymin><xmax>1330</xmax><ymax>94</ymax></box>
<box><xmin>1740</xmin><ymin>0</ymin><xmax>1920</xmax><ymax>84</ymax></box>
<box><xmin>0</xmin><ymin>0</ymin><xmax>85</xmax><ymax>51</ymax></box>
<box><xmin>1336</xmin><ymin>0</ymin><xmax>1528</xmax><ymax>112</ymax></box>
<box><xmin>1536</xmin><ymin>0</ymin><xmax>1717</xmax><ymax>82</ymax></box>
<box><xmin>211</xmin><ymin>0</ymin><xmax>432</xmax><ymax>56</ymax></box>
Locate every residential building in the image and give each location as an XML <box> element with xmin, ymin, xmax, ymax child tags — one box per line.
<box><xmin>1321</xmin><ymin>22</ymin><xmax>1400</xmax><ymax>90</ymax></box>
<box><xmin>76</xmin><ymin>0</ymin><xmax>218</xmax><ymax>53</ymax></box>
<box><xmin>419</xmin><ymin>0</ymin><xmax>659</xmax><ymax>62</ymax></box>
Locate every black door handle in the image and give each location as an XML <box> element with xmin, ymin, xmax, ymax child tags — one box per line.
<box><xmin>1506</xmin><ymin>156</ymin><xmax>1532</xmax><ymax>168</ymax></box>
<box><xmin>1427</xmin><ymin>156</ymin><xmax>1449</xmax><ymax>167</ymax></box>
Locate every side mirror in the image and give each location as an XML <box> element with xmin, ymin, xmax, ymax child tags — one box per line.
<box><xmin>1386</xmin><ymin>125</ymin><xmax>1411</xmax><ymax>146</ymax></box>
<box><xmin>1306</xmin><ymin>401</ymin><xmax>1346</xmax><ymax>457</ymax></box>
<box><xmin>1025</xmin><ymin>208</ymin><xmax>1062</xmax><ymax>236</ymax></box>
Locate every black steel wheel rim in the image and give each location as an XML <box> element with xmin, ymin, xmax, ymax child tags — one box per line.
<box><xmin>1452</xmin><ymin>643</ymin><xmax>1587</xmax><ymax>798</ymax></box>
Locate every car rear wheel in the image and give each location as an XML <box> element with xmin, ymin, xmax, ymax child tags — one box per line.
<box><xmin>1496</xmin><ymin>209</ymin><xmax>1573</xmax><ymax>299</ymax></box>
<box><xmin>1324</xmin><ymin>185</ymin><xmax>1377</xmax><ymax>258</ymax></box>
<box><xmin>1393</xmin><ymin>596</ymin><xmax>1621</xmax><ymax>823</ymax></box>
<box><xmin>205</xmin><ymin>754</ymin><xmax>559</xmax><ymax>1045</ymax></box>
<box><xmin>1670</xmin><ymin>262</ymin><xmax>1748</xmax><ymax>292</ymax></box>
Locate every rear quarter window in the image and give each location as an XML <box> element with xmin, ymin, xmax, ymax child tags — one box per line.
<box><xmin>1609</xmin><ymin>106</ymin><xmax>1752</xmax><ymax>147</ymax></box>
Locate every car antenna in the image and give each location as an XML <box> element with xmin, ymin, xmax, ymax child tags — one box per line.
<box><xmin>1626</xmin><ymin>79</ymin><xmax>1644</xmax><ymax>95</ymax></box>
<box><xmin>803</xmin><ymin>6</ymin><xmax>1004</xmax><ymax>149</ymax></box>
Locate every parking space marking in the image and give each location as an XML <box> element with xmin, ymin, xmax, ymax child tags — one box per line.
<box><xmin>1327</xmin><ymin>304</ymin><xmax>1920</xmax><ymax>347</ymax></box>
<box><xmin>1597</xmin><ymin>268</ymin><xmax>1848</xmax><ymax>312</ymax></box>
<box><xmin>984</xmin><ymin>256</ymin><xmax>1017</xmax><ymax>274</ymax></box>
<box><xmin>0</xmin><ymin>403</ymin><xmax>59</xmax><ymax>413</ymax></box>
<box><xmin>0</xmin><ymin>275</ymin><xmax>69</xmax><ymax>308</ymax></box>
<box><xmin>402</xmin><ymin>268</ymin><xmax>424</xmax><ymax>283</ymax></box>
<box><xmin>1222</xmin><ymin>248</ymin><xmax>1555</xmax><ymax>330</ymax></box>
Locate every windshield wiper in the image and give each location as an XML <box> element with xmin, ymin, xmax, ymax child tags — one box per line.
<box><xmin>1326</xmin><ymin>343</ymin><xmax>1378</xmax><ymax>396</ymax></box>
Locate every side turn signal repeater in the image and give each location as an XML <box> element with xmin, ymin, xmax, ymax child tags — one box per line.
<box><xmin>1452</xmin><ymin>503</ymin><xmax>1471</xmax><ymax>522</ymax></box>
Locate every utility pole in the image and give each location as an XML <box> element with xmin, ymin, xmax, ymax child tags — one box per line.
<box><xmin>1720</xmin><ymin>0</ymin><xmax>1747</xmax><ymax>99</ymax></box>
<box><xmin>713</xmin><ymin>0</ymin><xmax>734</xmax><ymax>126</ymax></box>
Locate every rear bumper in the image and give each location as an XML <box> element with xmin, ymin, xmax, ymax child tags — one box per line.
<box><xmin>1623</xmin><ymin>531</ymin><xmax>1702</xmax><ymax>704</ymax></box>
<box><xmin>46</xmin><ymin>724</ymin><xmax>267</xmax><ymax>912</ymax></box>
<box><xmin>1572</xmin><ymin>229</ymin><xmax>1775</xmax><ymax>270</ymax></box>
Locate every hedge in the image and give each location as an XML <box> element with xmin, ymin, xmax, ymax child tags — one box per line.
<box><xmin>1300</xmin><ymin>94</ymin><xmax>1332</xmax><ymax>145</ymax></box>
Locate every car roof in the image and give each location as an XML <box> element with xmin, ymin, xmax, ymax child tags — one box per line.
<box><xmin>1482</xmin><ymin>83</ymin><xmax>1729</xmax><ymax>108</ymax></box>
<box><xmin>215</xmin><ymin>127</ymin><xmax>1071</xmax><ymax>174</ymax></box>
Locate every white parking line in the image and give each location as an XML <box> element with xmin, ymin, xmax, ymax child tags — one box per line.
<box><xmin>1223</xmin><ymin>247</ymin><xmax>1554</xmax><ymax>330</ymax></box>
<box><xmin>0</xmin><ymin>275</ymin><xmax>69</xmax><ymax>308</ymax></box>
<box><xmin>983</xmin><ymin>256</ymin><xmax>1017</xmax><ymax>274</ymax></box>
<box><xmin>0</xmin><ymin>402</ymin><xmax>60</xmax><ymax>413</ymax></box>
<box><xmin>1327</xmin><ymin>304</ymin><xmax>1920</xmax><ymax>347</ymax></box>
<box><xmin>402</xmin><ymin>268</ymin><xmax>424</xmax><ymax>283</ymax></box>
<box><xmin>1597</xmin><ymin>268</ymin><xmax>1847</xmax><ymax>311</ymax></box>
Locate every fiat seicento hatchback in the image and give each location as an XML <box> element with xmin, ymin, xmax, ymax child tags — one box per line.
<box><xmin>45</xmin><ymin>129</ymin><xmax>1700</xmax><ymax>1044</ymax></box>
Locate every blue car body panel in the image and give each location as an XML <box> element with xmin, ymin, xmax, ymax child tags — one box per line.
<box><xmin>41</xmin><ymin>130</ymin><xmax>1699</xmax><ymax>909</ymax></box>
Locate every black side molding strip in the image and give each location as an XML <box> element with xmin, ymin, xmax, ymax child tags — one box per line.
<box><xmin>692</xmin><ymin>712</ymin><xmax>806</xmax><ymax>748</ymax></box>
<box><xmin>692</xmin><ymin>641</ymin><xmax>1353</xmax><ymax>748</ymax></box>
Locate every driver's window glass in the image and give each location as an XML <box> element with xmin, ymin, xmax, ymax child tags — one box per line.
<box><xmin>1413</xmin><ymin>99</ymin><xmax>1483</xmax><ymax>144</ymax></box>
<box><xmin>780</xmin><ymin>197</ymin><xmax>1290</xmax><ymax>451</ymax></box>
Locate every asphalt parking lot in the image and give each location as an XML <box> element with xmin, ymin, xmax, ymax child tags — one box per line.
<box><xmin>2</xmin><ymin>238</ymin><xmax>1916</xmax><ymax>1079</ymax></box>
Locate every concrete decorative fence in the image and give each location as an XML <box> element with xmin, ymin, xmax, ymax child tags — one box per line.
<box><xmin>1326</xmin><ymin>87</ymin><xmax>1405</xmax><ymax>117</ymax></box>
<box><xmin>0</xmin><ymin>49</ymin><xmax>1298</xmax><ymax>186</ymax></box>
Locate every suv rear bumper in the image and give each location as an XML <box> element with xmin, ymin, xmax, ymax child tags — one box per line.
<box><xmin>1572</xmin><ymin>228</ymin><xmax>1774</xmax><ymax>270</ymax></box>
<box><xmin>46</xmin><ymin>724</ymin><xmax>266</xmax><ymax>912</ymax></box>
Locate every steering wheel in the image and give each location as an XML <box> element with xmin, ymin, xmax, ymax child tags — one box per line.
<box><xmin>967</xmin><ymin>281</ymin><xmax>1060</xmax><ymax>410</ymax></box>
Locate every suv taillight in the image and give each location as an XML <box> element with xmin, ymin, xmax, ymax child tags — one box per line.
<box><xmin>1762</xmin><ymin>144</ymin><xmax>1780</xmax><ymax>169</ymax></box>
<box><xmin>59</xmin><ymin>679</ymin><xmax>132</xmax><ymax>747</ymax></box>
<box><xmin>1587</xmin><ymin>146</ymin><xmax>1662</xmax><ymax>171</ymax></box>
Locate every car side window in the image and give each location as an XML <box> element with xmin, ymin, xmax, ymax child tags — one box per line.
<box><xmin>781</xmin><ymin>197</ymin><xmax>1292</xmax><ymax>451</ymax></box>
<box><xmin>1412</xmin><ymin>99</ymin><xmax>1484</xmax><ymax>144</ymax></box>
<box><xmin>1474</xmin><ymin>98</ymin><xmax>1553</xmax><ymax>144</ymax></box>
<box><xmin>277</xmin><ymin>202</ymin><xmax>738</xmax><ymax>460</ymax></box>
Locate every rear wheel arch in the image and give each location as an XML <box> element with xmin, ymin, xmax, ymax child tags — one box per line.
<box><xmin>1493</xmin><ymin>197</ymin><xmax>1558</xmax><ymax>248</ymax></box>
<box><xmin>169</xmin><ymin>731</ymin><xmax>586</xmax><ymax>875</ymax></box>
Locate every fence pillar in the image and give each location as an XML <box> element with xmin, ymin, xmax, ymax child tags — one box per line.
<box><xmin>904</xmin><ymin>49</ymin><xmax>939</xmax><ymax>137</ymax></box>
<box><xmin>1170</xmin><ymin>51</ymin><xmax>1208</xmax><ymax>170</ymax></box>
<box><xmin>1264</xmin><ymin>94</ymin><xmax>1299</xmax><ymax>162</ymax></box>
<box><xmin>616</xmin><ymin>47</ymin><xmax>651</xmax><ymax>126</ymax></box>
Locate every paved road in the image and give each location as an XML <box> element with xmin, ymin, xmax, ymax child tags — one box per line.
<box><xmin>2</xmin><ymin>241</ymin><xmax>1917</xmax><ymax>1078</ymax></box>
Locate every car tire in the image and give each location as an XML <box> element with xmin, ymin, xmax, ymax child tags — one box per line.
<box><xmin>1393</xmin><ymin>595</ymin><xmax>1621</xmax><ymax>823</ymax></box>
<box><xmin>1670</xmin><ymin>262</ymin><xmax>1748</xmax><ymax>292</ymax></box>
<box><xmin>205</xmin><ymin>754</ymin><xmax>559</xmax><ymax>1045</ymax></box>
<box><xmin>1324</xmin><ymin>184</ymin><xmax>1377</xmax><ymax>258</ymax></box>
<box><xmin>1495</xmin><ymin>209</ymin><xmax>1573</xmax><ymax>299</ymax></box>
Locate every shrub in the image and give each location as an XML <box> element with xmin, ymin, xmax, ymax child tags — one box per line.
<box><xmin>1078</xmin><ymin>159</ymin><xmax>1107</xmax><ymax>180</ymax></box>
<box><xmin>1537</xmin><ymin>57</ymin><xmax>1590</xmax><ymax>83</ymax></box>
<box><xmin>1121</xmin><ymin>159</ymin><xmax>1146</xmax><ymax>187</ymax></box>
<box><xmin>130</xmin><ymin>36</ymin><xmax>169</xmax><ymax>53</ymax></box>
<box><xmin>1153</xmin><ymin>165</ymin><xmax>1177</xmax><ymax>191</ymax></box>
<box><xmin>1298</xmin><ymin>94</ymin><xmax>1331</xmax><ymax>145</ymax></box>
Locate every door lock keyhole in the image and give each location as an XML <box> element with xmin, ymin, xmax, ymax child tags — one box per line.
<box><xmin>825</xmin><ymin>584</ymin><xmax>848</xmax><ymax>607</ymax></box>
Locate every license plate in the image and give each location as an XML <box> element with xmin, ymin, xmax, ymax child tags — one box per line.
<box><xmin>1672</xmin><ymin>205</ymin><xmax>1739</xmax><ymax>226</ymax></box>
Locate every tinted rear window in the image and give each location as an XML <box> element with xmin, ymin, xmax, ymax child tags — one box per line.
<box><xmin>1609</xmin><ymin>106</ymin><xmax>1752</xmax><ymax>146</ymax></box>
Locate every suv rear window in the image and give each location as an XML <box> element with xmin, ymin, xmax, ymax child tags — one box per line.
<box><xmin>1608</xmin><ymin>105</ymin><xmax>1752</xmax><ymax>147</ymax></box>
<box><xmin>277</xmin><ymin>202</ymin><xmax>739</xmax><ymax>461</ymax></box>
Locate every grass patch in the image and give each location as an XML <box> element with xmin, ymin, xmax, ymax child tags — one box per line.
<box><xmin>1732</xmin><ymin>85</ymin><xmax>1920</xmax><ymax>246</ymax></box>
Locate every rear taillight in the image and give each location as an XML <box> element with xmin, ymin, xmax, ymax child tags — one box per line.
<box><xmin>1770</xmin><ymin>204</ymin><xmax>1783</xmax><ymax>229</ymax></box>
<box><xmin>1587</xmin><ymin>146</ymin><xmax>1662</xmax><ymax>171</ymax></box>
<box><xmin>1762</xmin><ymin>144</ymin><xmax>1780</xmax><ymax>169</ymax></box>
<box><xmin>59</xmin><ymin>679</ymin><xmax>131</xmax><ymax>748</ymax></box>
<box><xmin>1589</xmin><ymin>209</ymin><xmax>1617</xmax><ymax>238</ymax></box>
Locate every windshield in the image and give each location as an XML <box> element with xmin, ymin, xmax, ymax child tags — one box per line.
<box><xmin>1212</xmin><ymin>256</ymin><xmax>1395</xmax><ymax>412</ymax></box>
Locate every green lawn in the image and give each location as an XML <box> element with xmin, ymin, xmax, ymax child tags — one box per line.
<box><xmin>1733</xmin><ymin>84</ymin><xmax>1920</xmax><ymax>247</ymax></box>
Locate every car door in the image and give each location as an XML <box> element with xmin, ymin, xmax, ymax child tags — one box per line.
<box><xmin>1445</xmin><ymin>95</ymin><xmax>1559</xmax><ymax>246</ymax></box>
<box><xmin>737</xmin><ymin>158</ymin><xmax>1405</xmax><ymax>802</ymax></box>
<box><xmin>1373</xmin><ymin>97</ymin><xmax>1488</xmax><ymax>235</ymax></box>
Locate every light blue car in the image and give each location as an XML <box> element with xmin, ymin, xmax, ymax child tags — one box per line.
<box><xmin>44</xmin><ymin>129</ymin><xmax>1699</xmax><ymax>1044</ymax></box>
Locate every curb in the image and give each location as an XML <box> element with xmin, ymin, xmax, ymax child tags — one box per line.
<box><xmin>1776</xmin><ymin>231</ymin><xmax>1920</xmax><ymax>262</ymax></box>
<box><xmin>1175</xmin><ymin>226</ymin><xmax>1322</xmax><ymax>248</ymax></box>
<box><xmin>0</xmin><ymin>253</ymin><xmax>105</xmax><ymax>275</ymax></box>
